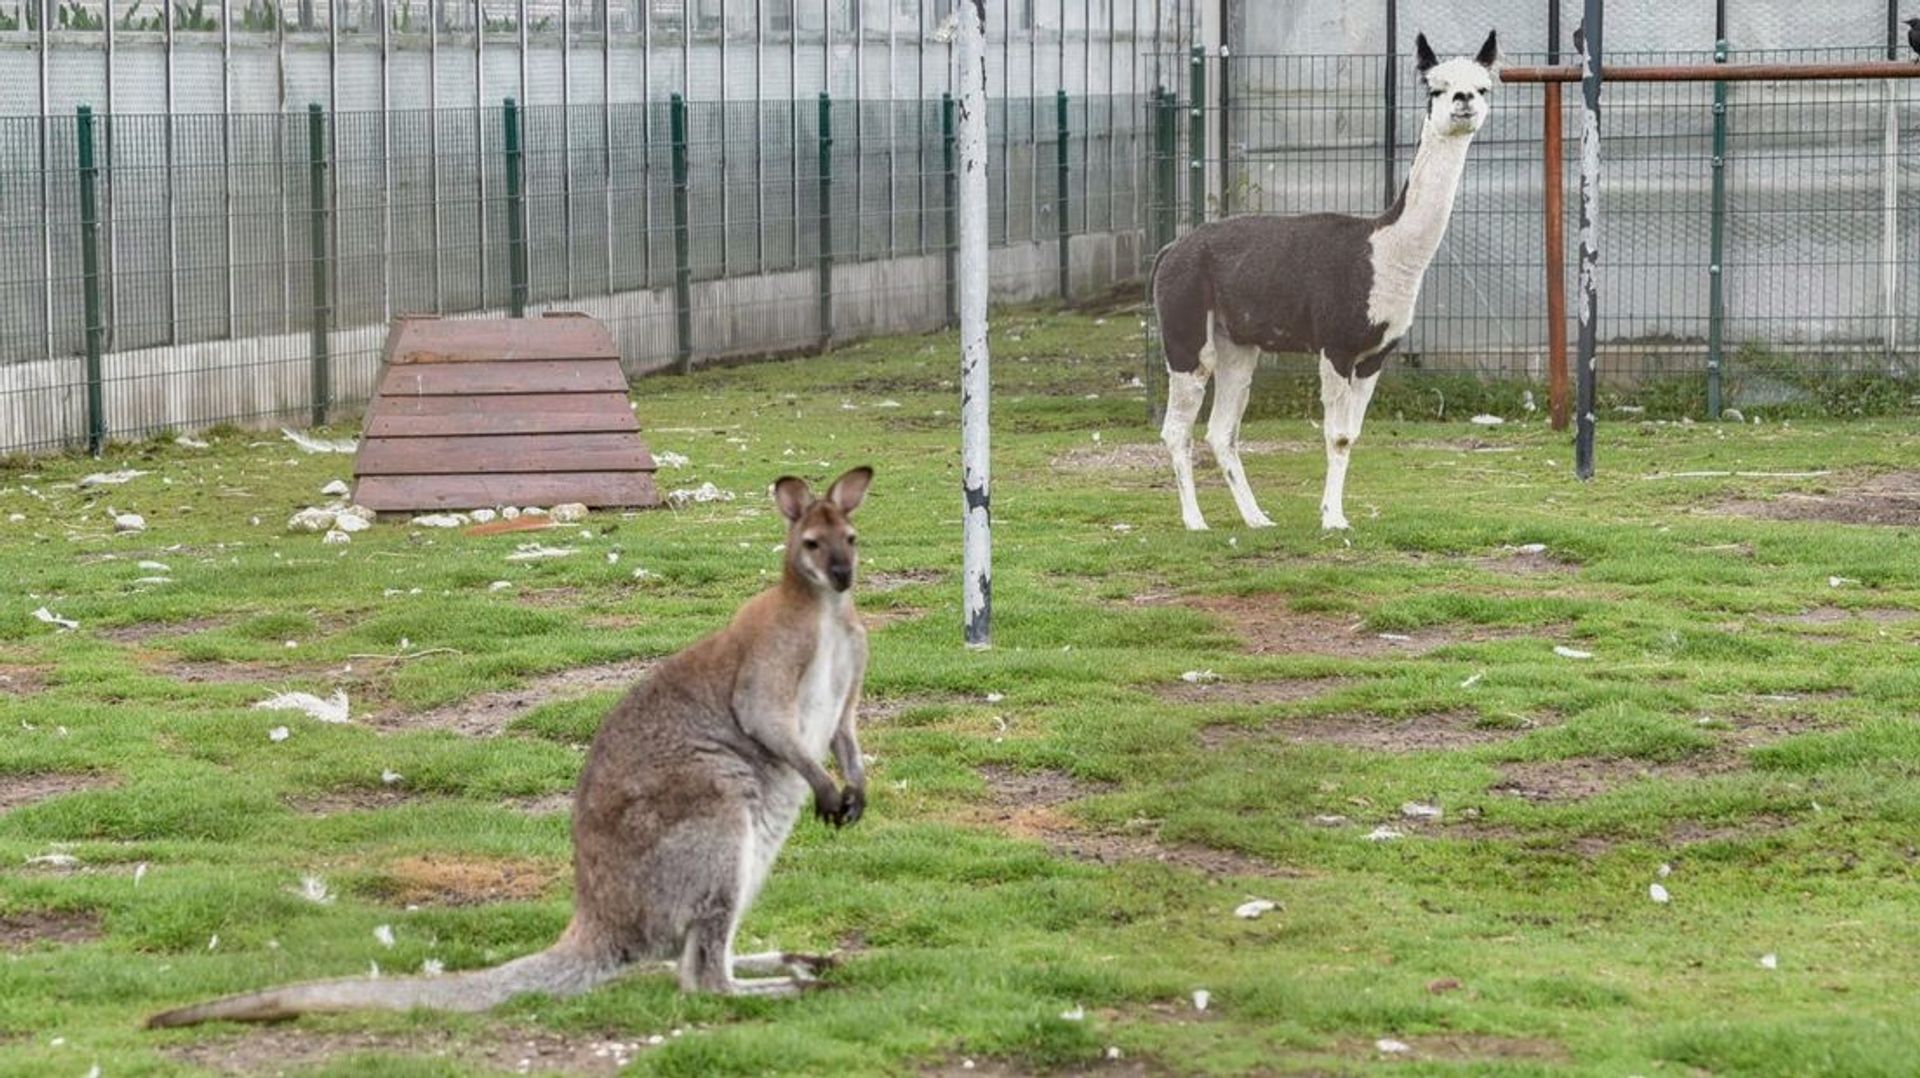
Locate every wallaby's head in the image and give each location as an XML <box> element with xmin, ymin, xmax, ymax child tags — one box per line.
<box><xmin>774</xmin><ymin>466</ymin><xmax>873</xmax><ymax>594</ymax></box>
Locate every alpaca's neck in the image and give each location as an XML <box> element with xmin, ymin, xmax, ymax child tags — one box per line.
<box><xmin>1374</xmin><ymin>127</ymin><xmax>1475</xmax><ymax>274</ymax></box>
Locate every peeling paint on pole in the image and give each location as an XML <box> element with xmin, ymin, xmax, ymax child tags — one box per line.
<box><xmin>957</xmin><ymin>0</ymin><xmax>991</xmax><ymax>648</ymax></box>
<box><xmin>1575</xmin><ymin>7</ymin><xmax>1602</xmax><ymax>482</ymax></box>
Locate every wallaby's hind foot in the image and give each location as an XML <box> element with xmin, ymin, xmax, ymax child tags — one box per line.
<box><xmin>730</xmin><ymin>950</ymin><xmax>838</xmax><ymax>980</ymax></box>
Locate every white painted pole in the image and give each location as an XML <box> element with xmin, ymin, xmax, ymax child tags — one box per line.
<box><xmin>956</xmin><ymin>0</ymin><xmax>991</xmax><ymax>648</ymax></box>
<box><xmin>1883</xmin><ymin>80</ymin><xmax>1899</xmax><ymax>368</ymax></box>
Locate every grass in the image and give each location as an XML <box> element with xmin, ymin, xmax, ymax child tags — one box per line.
<box><xmin>2</xmin><ymin>308</ymin><xmax>1920</xmax><ymax>1075</ymax></box>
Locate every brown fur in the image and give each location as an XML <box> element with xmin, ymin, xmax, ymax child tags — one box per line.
<box><xmin>146</xmin><ymin>468</ymin><xmax>875</xmax><ymax>1028</ymax></box>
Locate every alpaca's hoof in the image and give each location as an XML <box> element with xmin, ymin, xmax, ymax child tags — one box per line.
<box><xmin>1243</xmin><ymin>512</ymin><xmax>1276</xmax><ymax>529</ymax></box>
<box><xmin>1182</xmin><ymin>515</ymin><xmax>1210</xmax><ymax>531</ymax></box>
<box><xmin>1320</xmin><ymin>513</ymin><xmax>1350</xmax><ymax>532</ymax></box>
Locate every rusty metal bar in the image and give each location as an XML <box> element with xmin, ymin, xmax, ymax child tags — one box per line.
<box><xmin>1544</xmin><ymin>80</ymin><xmax>1568</xmax><ymax>432</ymax></box>
<box><xmin>1503</xmin><ymin>60</ymin><xmax>1920</xmax><ymax>84</ymax></box>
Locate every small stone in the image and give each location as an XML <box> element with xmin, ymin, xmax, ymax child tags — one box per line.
<box><xmin>1192</xmin><ymin>989</ymin><xmax>1210</xmax><ymax>1011</ymax></box>
<box><xmin>1234</xmin><ymin>899</ymin><xmax>1277</xmax><ymax>919</ymax></box>
<box><xmin>320</xmin><ymin>479</ymin><xmax>350</xmax><ymax>496</ymax></box>
<box><xmin>1376</xmin><ymin>1038</ymin><xmax>1412</xmax><ymax>1055</ymax></box>
<box><xmin>288</xmin><ymin>507</ymin><xmax>336</xmax><ymax>532</ymax></box>
<box><xmin>1311</xmin><ymin>814</ymin><xmax>1349</xmax><ymax>827</ymax></box>
<box><xmin>410</xmin><ymin>513</ymin><xmax>468</xmax><ymax>528</ymax></box>
<box><xmin>471</xmin><ymin>508</ymin><xmax>498</xmax><ymax>523</ymax></box>
<box><xmin>268</xmin><ymin>726</ymin><xmax>290</xmax><ymax>742</ymax></box>
<box><xmin>322</xmin><ymin>529</ymin><xmax>351</xmax><ymax>545</ymax></box>
<box><xmin>1759</xmin><ymin>953</ymin><xmax>1778</xmax><ymax>970</ymax></box>
<box><xmin>489</xmin><ymin>580</ymin><xmax>513</xmax><ymax>592</ymax></box>
<box><xmin>337</xmin><ymin>504</ymin><xmax>376</xmax><ymax>523</ymax></box>
<box><xmin>550</xmin><ymin>502</ymin><xmax>589</xmax><ymax>523</ymax></box>
<box><xmin>334</xmin><ymin>513</ymin><xmax>371</xmax><ymax>533</ymax></box>
<box><xmin>1364</xmin><ymin>826</ymin><xmax>1405</xmax><ymax>842</ymax></box>
<box><xmin>1400</xmin><ymin>801</ymin><xmax>1443</xmax><ymax>821</ymax></box>
<box><xmin>114</xmin><ymin>513</ymin><xmax>147</xmax><ymax>533</ymax></box>
<box><xmin>1649</xmin><ymin>883</ymin><xmax>1670</xmax><ymax>904</ymax></box>
<box><xmin>523</xmin><ymin>506</ymin><xmax>549</xmax><ymax>518</ymax></box>
<box><xmin>501</xmin><ymin>506</ymin><xmax>522</xmax><ymax>520</ymax></box>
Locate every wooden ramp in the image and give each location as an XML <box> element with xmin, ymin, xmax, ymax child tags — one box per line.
<box><xmin>352</xmin><ymin>313</ymin><xmax>661</xmax><ymax>513</ymax></box>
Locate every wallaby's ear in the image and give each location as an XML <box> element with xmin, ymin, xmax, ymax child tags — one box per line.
<box><xmin>773</xmin><ymin>476</ymin><xmax>812</xmax><ymax>522</ymax></box>
<box><xmin>1415</xmin><ymin>33</ymin><xmax>1438</xmax><ymax>74</ymax></box>
<box><xmin>826</xmin><ymin>466</ymin><xmax>873</xmax><ymax>515</ymax></box>
<box><xmin>1475</xmin><ymin>30</ymin><xmax>1500</xmax><ymax>68</ymax></box>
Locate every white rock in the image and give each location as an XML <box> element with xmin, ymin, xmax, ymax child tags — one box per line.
<box><xmin>381</xmin><ymin>769</ymin><xmax>403</xmax><ymax>785</ymax></box>
<box><xmin>32</xmin><ymin>607</ymin><xmax>79</xmax><ymax>630</ymax></box>
<box><xmin>6</xmin><ymin>513</ymin><xmax>22</xmax><ymax>523</ymax></box>
<box><xmin>268</xmin><ymin>726</ymin><xmax>291</xmax><ymax>742</ymax></box>
<box><xmin>1311</xmin><ymin>814</ymin><xmax>1348</xmax><ymax>827</ymax></box>
<box><xmin>1105</xmin><ymin>1047</ymin><xmax>1123</xmax><ymax>1060</ymax></box>
<box><xmin>334</xmin><ymin>513</ymin><xmax>371</xmax><ymax>534</ymax></box>
<box><xmin>1828</xmin><ymin>576</ymin><xmax>1855</xmax><ymax>589</ymax></box>
<box><xmin>550</xmin><ymin>502</ymin><xmax>589</xmax><ymax>524</ymax></box>
<box><xmin>1180</xmin><ymin>669</ymin><xmax>1220</xmax><ymax>684</ymax></box>
<box><xmin>1649</xmin><ymin>883</ymin><xmax>1670</xmax><ymax>904</ymax></box>
<box><xmin>656</xmin><ymin>451</ymin><xmax>690</xmax><ymax>468</ymax></box>
<box><xmin>1400</xmin><ymin>802</ymin><xmax>1443</xmax><ymax>821</ymax></box>
<box><xmin>295</xmin><ymin>875</ymin><xmax>334</xmax><ymax>904</ymax></box>
<box><xmin>114</xmin><ymin>513</ymin><xmax>147</xmax><ymax>533</ymax></box>
<box><xmin>470</xmin><ymin>508</ymin><xmax>498</xmax><ymax>523</ymax></box>
<box><xmin>1376</xmin><ymin>1038</ymin><xmax>1412</xmax><ymax>1055</ymax></box>
<box><xmin>523</xmin><ymin>506</ymin><xmax>549</xmax><ymax>517</ymax></box>
<box><xmin>1722</xmin><ymin>408</ymin><xmax>1746</xmax><ymax>422</ymax></box>
<box><xmin>1364</xmin><ymin>826</ymin><xmax>1405</xmax><ymax>842</ymax></box>
<box><xmin>489</xmin><ymin>580</ymin><xmax>514</xmax><ymax>592</ymax></box>
<box><xmin>1234</xmin><ymin>899</ymin><xmax>1277</xmax><ymax>919</ymax></box>
<box><xmin>410</xmin><ymin>513</ymin><xmax>468</xmax><ymax>528</ymax></box>
<box><xmin>506</xmin><ymin>544</ymin><xmax>576</xmax><ymax>562</ymax></box>
<box><xmin>175</xmin><ymin>435</ymin><xmax>210</xmax><ymax>448</ymax></box>
<box><xmin>137</xmin><ymin>560</ymin><xmax>169</xmax><ymax>571</ymax></box>
<box><xmin>666</xmin><ymin>482</ymin><xmax>736</xmax><ymax>508</ymax></box>
<box><xmin>254</xmin><ymin>689</ymin><xmax>350</xmax><ymax>724</ymax></box>
<box><xmin>1192</xmin><ymin>989</ymin><xmax>1211</xmax><ymax>1011</ymax></box>
<box><xmin>374</xmin><ymin>924</ymin><xmax>396</xmax><ymax>948</ymax></box>
<box><xmin>1759</xmin><ymin>953</ymin><xmax>1778</xmax><ymax>970</ymax></box>
<box><xmin>422</xmin><ymin>958</ymin><xmax>445</xmax><ymax>976</ymax></box>
<box><xmin>281</xmin><ymin>427</ymin><xmax>357</xmax><ymax>453</ymax></box>
<box><xmin>1515</xmin><ymin>542</ymin><xmax>1548</xmax><ymax>554</ymax></box>
<box><xmin>605</xmin><ymin>551</ymin><xmax>620</xmax><ymax>565</ymax></box>
<box><xmin>134</xmin><ymin>862</ymin><xmax>148</xmax><ymax>885</ymax></box>
<box><xmin>501</xmin><ymin>506</ymin><xmax>522</xmax><ymax>520</ymax></box>
<box><xmin>1657</xmin><ymin>862</ymin><xmax>1672</xmax><ymax>878</ymax></box>
<box><xmin>81</xmin><ymin>469</ymin><xmax>149</xmax><ymax>487</ymax></box>
<box><xmin>337</xmin><ymin>504</ymin><xmax>376</xmax><ymax>523</ymax></box>
<box><xmin>322</xmin><ymin>529</ymin><xmax>351</xmax><ymax>545</ymax></box>
<box><xmin>288</xmin><ymin>507</ymin><xmax>337</xmax><ymax>532</ymax></box>
<box><xmin>631</xmin><ymin>567</ymin><xmax>657</xmax><ymax>580</ymax></box>
<box><xmin>1059</xmin><ymin>1005</ymin><xmax>1084</xmax><ymax>1021</ymax></box>
<box><xmin>1554</xmin><ymin>645</ymin><xmax>1594</xmax><ymax>660</ymax></box>
<box><xmin>1469</xmin><ymin>414</ymin><xmax>1505</xmax><ymax>426</ymax></box>
<box><xmin>320</xmin><ymin>479</ymin><xmax>350</xmax><ymax>496</ymax></box>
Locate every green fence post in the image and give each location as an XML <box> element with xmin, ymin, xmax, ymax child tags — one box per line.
<box><xmin>1706</xmin><ymin>39</ymin><xmax>1728</xmax><ymax>419</ymax></box>
<box><xmin>941</xmin><ymin>91</ymin><xmax>957</xmax><ymax>329</ymax></box>
<box><xmin>1154</xmin><ymin>88</ymin><xmax>1178</xmax><ymax>251</ymax></box>
<box><xmin>503</xmin><ymin>97</ymin><xmax>528</xmax><ymax>319</ymax></box>
<box><xmin>1188</xmin><ymin>45</ymin><xmax>1205</xmax><ymax>227</ymax></box>
<box><xmin>307</xmin><ymin>103</ymin><xmax>331</xmax><ymax>428</ymax></box>
<box><xmin>1056</xmin><ymin>89</ymin><xmax>1071</xmax><ymax>302</ymax></box>
<box><xmin>670</xmin><ymin>93</ymin><xmax>693</xmax><ymax>374</ymax></box>
<box><xmin>817</xmin><ymin>91</ymin><xmax>834</xmax><ymax>349</ymax></box>
<box><xmin>77</xmin><ymin>106</ymin><xmax>105</xmax><ymax>456</ymax></box>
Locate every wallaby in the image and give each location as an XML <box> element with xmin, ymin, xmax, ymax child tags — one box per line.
<box><xmin>147</xmin><ymin>467</ymin><xmax>876</xmax><ymax>1028</ymax></box>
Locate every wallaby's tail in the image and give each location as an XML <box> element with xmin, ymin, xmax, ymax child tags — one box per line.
<box><xmin>146</xmin><ymin>940</ymin><xmax>624</xmax><ymax>1029</ymax></box>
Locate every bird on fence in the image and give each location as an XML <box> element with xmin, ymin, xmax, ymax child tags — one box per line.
<box><xmin>1907</xmin><ymin>17</ymin><xmax>1920</xmax><ymax>60</ymax></box>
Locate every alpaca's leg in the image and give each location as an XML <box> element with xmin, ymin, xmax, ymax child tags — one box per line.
<box><xmin>1162</xmin><ymin>365</ymin><xmax>1212</xmax><ymax>531</ymax></box>
<box><xmin>1318</xmin><ymin>355</ymin><xmax>1354</xmax><ymax>531</ymax></box>
<box><xmin>1205</xmin><ymin>338</ymin><xmax>1273</xmax><ymax>528</ymax></box>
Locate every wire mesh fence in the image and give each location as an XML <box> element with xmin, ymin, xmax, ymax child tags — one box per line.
<box><xmin>1147</xmin><ymin>45</ymin><xmax>1920</xmax><ymax>419</ymax></box>
<box><xmin>0</xmin><ymin>92</ymin><xmax>1151</xmax><ymax>456</ymax></box>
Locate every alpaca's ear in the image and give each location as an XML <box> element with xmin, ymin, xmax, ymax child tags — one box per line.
<box><xmin>1475</xmin><ymin>30</ymin><xmax>1500</xmax><ymax>68</ymax></box>
<box><xmin>1415</xmin><ymin>33</ymin><xmax>1439</xmax><ymax>73</ymax></box>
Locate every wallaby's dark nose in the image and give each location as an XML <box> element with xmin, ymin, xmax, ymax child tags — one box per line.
<box><xmin>828</xmin><ymin>562</ymin><xmax>854</xmax><ymax>591</ymax></box>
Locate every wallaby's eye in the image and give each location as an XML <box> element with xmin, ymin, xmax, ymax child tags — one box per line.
<box><xmin>1429</xmin><ymin>89</ymin><xmax>1444</xmax><ymax>98</ymax></box>
<box><xmin>803</xmin><ymin>538</ymin><xmax>819</xmax><ymax>550</ymax></box>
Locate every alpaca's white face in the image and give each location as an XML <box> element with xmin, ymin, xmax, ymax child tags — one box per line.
<box><xmin>1422</xmin><ymin>57</ymin><xmax>1494</xmax><ymax>137</ymax></box>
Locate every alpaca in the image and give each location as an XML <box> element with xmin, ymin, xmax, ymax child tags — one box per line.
<box><xmin>1153</xmin><ymin>31</ymin><xmax>1499</xmax><ymax>531</ymax></box>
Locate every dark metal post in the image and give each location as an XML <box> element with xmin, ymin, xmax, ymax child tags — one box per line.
<box><xmin>1545</xmin><ymin>0</ymin><xmax>1569</xmax><ymax>431</ymax></box>
<box><xmin>1889</xmin><ymin>0</ymin><xmax>1901</xmax><ymax>60</ymax></box>
<box><xmin>1154</xmin><ymin>88</ymin><xmax>1178</xmax><ymax>248</ymax></box>
<box><xmin>1188</xmin><ymin>44</ymin><xmax>1205</xmax><ymax>225</ymax></box>
<box><xmin>78</xmin><ymin>106</ymin><xmax>105</xmax><ymax>456</ymax></box>
<box><xmin>670</xmin><ymin>93</ymin><xmax>693</xmax><ymax>373</ymax></box>
<box><xmin>942</xmin><ymin>91</ymin><xmax>957</xmax><ymax>329</ymax></box>
<box><xmin>1217</xmin><ymin>18</ymin><xmax>1232</xmax><ymax>216</ymax></box>
<box><xmin>1383</xmin><ymin>0</ymin><xmax>1398</xmax><ymax>207</ymax></box>
<box><xmin>307</xmin><ymin>103</ymin><xmax>331</xmax><ymax>429</ymax></box>
<box><xmin>1056</xmin><ymin>89</ymin><xmax>1070</xmax><ymax>301</ymax></box>
<box><xmin>817</xmin><ymin>91</ymin><xmax>834</xmax><ymax>348</ymax></box>
<box><xmin>504</xmin><ymin>98</ymin><xmax>528</xmax><ymax>319</ymax></box>
<box><xmin>1575</xmin><ymin>7</ymin><xmax>1602</xmax><ymax>480</ymax></box>
<box><xmin>1706</xmin><ymin>37</ymin><xmax>1729</xmax><ymax>419</ymax></box>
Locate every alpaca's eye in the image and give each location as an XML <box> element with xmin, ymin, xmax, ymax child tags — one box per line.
<box><xmin>1429</xmin><ymin>89</ymin><xmax>1444</xmax><ymax>98</ymax></box>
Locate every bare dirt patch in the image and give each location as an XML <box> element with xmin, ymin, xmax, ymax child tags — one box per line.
<box><xmin>0</xmin><ymin>772</ymin><xmax>116</xmax><ymax>813</ymax></box>
<box><xmin>1667</xmin><ymin>815</ymin><xmax>1795</xmax><ymax>845</ymax></box>
<box><xmin>925</xmin><ymin>1057</ymin><xmax>1158</xmax><ymax>1077</ymax></box>
<box><xmin>374</xmin><ymin>657</ymin><xmax>655</xmax><ymax>737</ymax></box>
<box><xmin>1724</xmin><ymin>471</ymin><xmax>1920</xmax><ymax>527</ymax></box>
<box><xmin>369</xmin><ymin>854</ymin><xmax>560</xmax><ymax>907</ymax></box>
<box><xmin>0</xmin><ymin>908</ymin><xmax>103</xmax><ymax>951</ymax></box>
<box><xmin>1714</xmin><ymin>701</ymin><xmax>1839</xmax><ymax>749</ymax></box>
<box><xmin>97</xmin><ymin>615</ymin><xmax>235</xmax><ymax>645</ymax></box>
<box><xmin>0</xmin><ymin>665</ymin><xmax>48</xmax><ymax>695</ymax></box>
<box><xmin>864</xmin><ymin>606</ymin><xmax>926</xmax><ymax>630</ymax></box>
<box><xmin>1202</xmin><ymin>710</ymin><xmax>1542</xmax><ymax>753</ymax></box>
<box><xmin>1156</xmin><ymin>677</ymin><xmax>1352</xmax><ymax>707</ymax></box>
<box><xmin>151</xmin><ymin>658</ymin><xmax>349</xmax><ymax>686</ymax></box>
<box><xmin>515</xmin><ymin>586</ymin><xmax>588</xmax><ymax>609</ymax></box>
<box><xmin>1346</xmin><ymin>1034</ymin><xmax>1570</xmax><ymax>1064</ymax></box>
<box><xmin>864</xmin><ymin>568</ymin><xmax>945</xmax><ymax>593</ymax></box>
<box><xmin>1161</xmin><ymin>594</ymin><xmax>1542</xmax><ymax>657</ymax></box>
<box><xmin>1759</xmin><ymin>606</ymin><xmax>1917</xmax><ymax>630</ymax></box>
<box><xmin>1050</xmin><ymin>440</ymin><xmax>1309</xmax><ymax>474</ymax></box>
<box><xmin>1472</xmin><ymin>548</ymin><xmax>1577</xmax><ymax>575</ymax></box>
<box><xmin>1490</xmin><ymin>753</ymin><xmax>1741</xmax><ymax>802</ymax></box>
<box><xmin>166</xmin><ymin>1026</ymin><xmax>657</xmax><ymax>1076</ymax></box>
<box><xmin>503</xmin><ymin>792</ymin><xmax>574</xmax><ymax>815</ymax></box>
<box><xmin>284</xmin><ymin>787</ymin><xmax>429</xmax><ymax>816</ymax></box>
<box><xmin>859</xmin><ymin>692</ymin><xmax>971</xmax><ymax>728</ymax></box>
<box><xmin>975</xmin><ymin>766</ymin><xmax>1288</xmax><ymax>879</ymax></box>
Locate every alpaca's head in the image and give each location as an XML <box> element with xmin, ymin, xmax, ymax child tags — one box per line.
<box><xmin>1415</xmin><ymin>31</ymin><xmax>1499</xmax><ymax>138</ymax></box>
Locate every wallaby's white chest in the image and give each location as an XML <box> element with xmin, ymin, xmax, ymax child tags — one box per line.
<box><xmin>795</xmin><ymin>604</ymin><xmax>857</xmax><ymax>755</ymax></box>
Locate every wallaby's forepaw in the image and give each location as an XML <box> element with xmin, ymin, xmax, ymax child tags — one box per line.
<box><xmin>813</xmin><ymin>785</ymin><xmax>844</xmax><ymax>826</ymax></box>
<box><xmin>834</xmin><ymin>785</ymin><xmax>865</xmax><ymax>828</ymax></box>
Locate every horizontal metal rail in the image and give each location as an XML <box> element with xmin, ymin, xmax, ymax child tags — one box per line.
<box><xmin>1503</xmin><ymin>60</ymin><xmax>1920</xmax><ymax>83</ymax></box>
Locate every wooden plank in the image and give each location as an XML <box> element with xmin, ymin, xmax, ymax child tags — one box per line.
<box><xmin>365</xmin><ymin>393</ymin><xmax>640</xmax><ymax>438</ymax></box>
<box><xmin>376</xmin><ymin>359</ymin><xmax>628</xmax><ymax>397</ymax></box>
<box><xmin>384</xmin><ymin>316</ymin><xmax>617</xmax><ymax>364</ymax></box>
<box><xmin>356</xmin><ymin>433</ymin><xmax>657</xmax><ymax>476</ymax></box>
<box><xmin>354</xmin><ymin>472</ymin><xmax>661</xmax><ymax>512</ymax></box>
